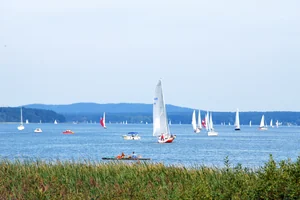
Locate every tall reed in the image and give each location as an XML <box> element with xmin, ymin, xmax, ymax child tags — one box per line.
<box><xmin>0</xmin><ymin>155</ymin><xmax>299</xmax><ymax>199</ymax></box>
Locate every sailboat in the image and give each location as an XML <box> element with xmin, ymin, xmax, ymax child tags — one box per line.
<box><xmin>270</xmin><ymin>119</ymin><xmax>274</xmax><ymax>128</ymax></box>
<box><xmin>54</xmin><ymin>120</ymin><xmax>58</xmax><ymax>124</ymax></box>
<box><xmin>192</xmin><ymin>110</ymin><xmax>200</xmax><ymax>133</ymax></box>
<box><xmin>25</xmin><ymin>119</ymin><xmax>29</xmax><ymax>124</ymax></box>
<box><xmin>275</xmin><ymin>120</ymin><xmax>279</xmax><ymax>128</ymax></box>
<box><xmin>259</xmin><ymin>115</ymin><xmax>268</xmax><ymax>130</ymax></box>
<box><xmin>205</xmin><ymin>111</ymin><xmax>209</xmax><ymax>131</ymax></box>
<box><xmin>17</xmin><ymin>107</ymin><xmax>25</xmax><ymax>130</ymax></box>
<box><xmin>197</xmin><ymin>110</ymin><xmax>202</xmax><ymax>131</ymax></box>
<box><xmin>249</xmin><ymin>120</ymin><xmax>252</xmax><ymax>127</ymax></box>
<box><xmin>234</xmin><ymin>108</ymin><xmax>241</xmax><ymax>131</ymax></box>
<box><xmin>100</xmin><ymin>112</ymin><xmax>107</xmax><ymax>129</ymax></box>
<box><xmin>207</xmin><ymin>112</ymin><xmax>218</xmax><ymax>136</ymax></box>
<box><xmin>153</xmin><ymin>80</ymin><xmax>176</xmax><ymax>143</ymax></box>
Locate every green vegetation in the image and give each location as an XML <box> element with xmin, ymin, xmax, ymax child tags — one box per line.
<box><xmin>0</xmin><ymin>155</ymin><xmax>299</xmax><ymax>199</ymax></box>
<box><xmin>0</xmin><ymin>107</ymin><xmax>66</xmax><ymax>123</ymax></box>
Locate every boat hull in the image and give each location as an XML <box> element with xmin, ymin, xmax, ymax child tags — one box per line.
<box><xmin>63</xmin><ymin>131</ymin><xmax>74</xmax><ymax>134</ymax></box>
<box><xmin>208</xmin><ymin>131</ymin><xmax>218</xmax><ymax>136</ymax></box>
<box><xmin>123</xmin><ymin>135</ymin><xmax>141</xmax><ymax>140</ymax></box>
<box><xmin>194</xmin><ymin>128</ymin><xmax>201</xmax><ymax>133</ymax></box>
<box><xmin>235</xmin><ymin>128</ymin><xmax>241</xmax><ymax>131</ymax></box>
<box><xmin>259</xmin><ymin>127</ymin><xmax>268</xmax><ymax>131</ymax></box>
<box><xmin>17</xmin><ymin>125</ymin><xmax>24</xmax><ymax>130</ymax></box>
<box><xmin>102</xmin><ymin>157</ymin><xmax>150</xmax><ymax>160</ymax></box>
<box><xmin>158</xmin><ymin>136</ymin><xmax>175</xmax><ymax>143</ymax></box>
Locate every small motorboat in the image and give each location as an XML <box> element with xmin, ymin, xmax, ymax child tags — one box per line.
<box><xmin>122</xmin><ymin>132</ymin><xmax>141</xmax><ymax>140</ymax></box>
<box><xmin>34</xmin><ymin>128</ymin><xmax>43</xmax><ymax>133</ymax></box>
<box><xmin>63</xmin><ymin>130</ymin><xmax>74</xmax><ymax>134</ymax></box>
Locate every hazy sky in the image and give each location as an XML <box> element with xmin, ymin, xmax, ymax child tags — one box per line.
<box><xmin>1</xmin><ymin>0</ymin><xmax>299</xmax><ymax>111</ymax></box>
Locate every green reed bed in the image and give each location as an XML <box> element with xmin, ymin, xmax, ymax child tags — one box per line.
<box><xmin>0</xmin><ymin>155</ymin><xmax>300</xmax><ymax>199</ymax></box>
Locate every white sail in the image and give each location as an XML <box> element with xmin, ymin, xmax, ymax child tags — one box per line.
<box><xmin>209</xmin><ymin>112</ymin><xmax>213</xmax><ymax>130</ymax></box>
<box><xmin>249</xmin><ymin>121</ymin><xmax>252</xmax><ymax>127</ymax></box>
<box><xmin>260</xmin><ymin>115</ymin><xmax>265</xmax><ymax>127</ymax></box>
<box><xmin>54</xmin><ymin>120</ymin><xmax>58</xmax><ymax>124</ymax></box>
<box><xmin>205</xmin><ymin>111</ymin><xmax>209</xmax><ymax>131</ymax></box>
<box><xmin>208</xmin><ymin>112</ymin><xmax>218</xmax><ymax>136</ymax></box>
<box><xmin>192</xmin><ymin>110</ymin><xmax>197</xmax><ymax>131</ymax></box>
<box><xmin>276</xmin><ymin>120</ymin><xmax>279</xmax><ymax>128</ymax></box>
<box><xmin>17</xmin><ymin>107</ymin><xmax>25</xmax><ymax>130</ymax></box>
<box><xmin>270</xmin><ymin>119</ymin><xmax>273</xmax><ymax>127</ymax></box>
<box><xmin>197</xmin><ymin>110</ymin><xmax>202</xmax><ymax>130</ymax></box>
<box><xmin>153</xmin><ymin>80</ymin><xmax>170</xmax><ymax>137</ymax></box>
<box><xmin>234</xmin><ymin>108</ymin><xmax>240</xmax><ymax>130</ymax></box>
<box><xmin>259</xmin><ymin>115</ymin><xmax>267</xmax><ymax>130</ymax></box>
<box><xmin>20</xmin><ymin>108</ymin><xmax>23</xmax><ymax>125</ymax></box>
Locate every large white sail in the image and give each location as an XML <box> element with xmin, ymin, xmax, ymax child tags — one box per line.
<box><xmin>234</xmin><ymin>108</ymin><xmax>240</xmax><ymax>130</ymax></box>
<box><xmin>153</xmin><ymin>80</ymin><xmax>170</xmax><ymax>137</ymax></box>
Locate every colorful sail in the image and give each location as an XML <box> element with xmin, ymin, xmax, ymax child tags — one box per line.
<box><xmin>100</xmin><ymin>112</ymin><xmax>107</xmax><ymax>129</ymax></box>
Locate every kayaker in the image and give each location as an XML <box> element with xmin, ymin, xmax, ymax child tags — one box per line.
<box><xmin>132</xmin><ymin>152</ymin><xmax>137</xmax><ymax>159</ymax></box>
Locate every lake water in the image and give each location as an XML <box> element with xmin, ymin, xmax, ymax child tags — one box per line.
<box><xmin>0</xmin><ymin>123</ymin><xmax>299</xmax><ymax>168</ymax></box>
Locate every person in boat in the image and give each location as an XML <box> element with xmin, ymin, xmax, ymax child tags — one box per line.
<box><xmin>131</xmin><ymin>152</ymin><xmax>137</xmax><ymax>159</ymax></box>
<box><xmin>160</xmin><ymin>134</ymin><xmax>164</xmax><ymax>141</ymax></box>
<box><xmin>121</xmin><ymin>152</ymin><xmax>125</xmax><ymax>158</ymax></box>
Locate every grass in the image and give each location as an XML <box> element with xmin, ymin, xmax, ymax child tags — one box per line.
<box><xmin>0</xmin><ymin>155</ymin><xmax>300</xmax><ymax>199</ymax></box>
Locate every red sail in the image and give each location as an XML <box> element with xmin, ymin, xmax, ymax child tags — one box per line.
<box><xmin>100</xmin><ymin>118</ymin><xmax>105</xmax><ymax>127</ymax></box>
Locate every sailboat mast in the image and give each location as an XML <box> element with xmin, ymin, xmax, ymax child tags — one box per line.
<box><xmin>20</xmin><ymin>107</ymin><xmax>23</xmax><ymax>125</ymax></box>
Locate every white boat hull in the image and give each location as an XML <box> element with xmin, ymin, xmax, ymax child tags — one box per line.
<box><xmin>194</xmin><ymin>128</ymin><xmax>201</xmax><ymax>133</ymax></box>
<box><xmin>122</xmin><ymin>135</ymin><xmax>141</xmax><ymax>140</ymax></box>
<box><xmin>34</xmin><ymin>129</ymin><xmax>43</xmax><ymax>133</ymax></box>
<box><xmin>259</xmin><ymin>127</ymin><xmax>268</xmax><ymax>131</ymax></box>
<box><xmin>208</xmin><ymin>131</ymin><xmax>218</xmax><ymax>136</ymax></box>
<box><xmin>17</xmin><ymin>125</ymin><xmax>24</xmax><ymax>130</ymax></box>
<box><xmin>158</xmin><ymin>136</ymin><xmax>176</xmax><ymax>143</ymax></box>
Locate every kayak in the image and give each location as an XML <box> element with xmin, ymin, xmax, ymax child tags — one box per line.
<box><xmin>102</xmin><ymin>157</ymin><xmax>151</xmax><ymax>160</ymax></box>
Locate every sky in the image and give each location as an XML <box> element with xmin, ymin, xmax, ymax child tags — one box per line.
<box><xmin>0</xmin><ymin>0</ymin><xmax>299</xmax><ymax>111</ymax></box>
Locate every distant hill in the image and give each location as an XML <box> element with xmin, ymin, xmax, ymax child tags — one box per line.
<box><xmin>23</xmin><ymin>103</ymin><xmax>300</xmax><ymax>125</ymax></box>
<box><xmin>24</xmin><ymin>103</ymin><xmax>194</xmax><ymax>114</ymax></box>
<box><xmin>0</xmin><ymin>107</ymin><xmax>66</xmax><ymax>123</ymax></box>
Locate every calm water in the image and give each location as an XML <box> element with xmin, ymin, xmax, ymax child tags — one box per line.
<box><xmin>0</xmin><ymin>123</ymin><xmax>299</xmax><ymax>168</ymax></box>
